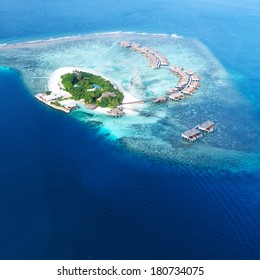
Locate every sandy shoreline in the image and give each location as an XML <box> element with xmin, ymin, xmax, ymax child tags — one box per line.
<box><xmin>48</xmin><ymin>67</ymin><xmax>139</xmax><ymax>116</ymax></box>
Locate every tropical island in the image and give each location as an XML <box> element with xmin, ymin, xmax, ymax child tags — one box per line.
<box><xmin>36</xmin><ymin>67</ymin><xmax>129</xmax><ymax>116</ymax></box>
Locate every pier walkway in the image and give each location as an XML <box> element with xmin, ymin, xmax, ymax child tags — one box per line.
<box><xmin>122</xmin><ymin>97</ymin><xmax>156</xmax><ymax>105</ymax></box>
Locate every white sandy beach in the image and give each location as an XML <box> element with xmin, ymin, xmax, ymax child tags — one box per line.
<box><xmin>48</xmin><ymin>67</ymin><xmax>139</xmax><ymax>116</ymax></box>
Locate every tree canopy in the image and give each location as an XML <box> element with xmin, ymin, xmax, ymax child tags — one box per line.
<box><xmin>61</xmin><ymin>71</ymin><xmax>124</xmax><ymax>108</ymax></box>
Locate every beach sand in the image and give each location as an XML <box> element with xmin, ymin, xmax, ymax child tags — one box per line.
<box><xmin>48</xmin><ymin>67</ymin><xmax>139</xmax><ymax>116</ymax></box>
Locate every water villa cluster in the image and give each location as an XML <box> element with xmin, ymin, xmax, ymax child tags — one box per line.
<box><xmin>120</xmin><ymin>41</ymin><xmax>169</xmax><ymax>69</ymax></box>
<box><xmin>167</xmin><ymin>66</ymin><xmax>200</xmax><ymax>98</ymax></box>
<box><xmin>182</xmin><ymin>121</ymin><xmax>215</xmax><ymax>142</ymax></box>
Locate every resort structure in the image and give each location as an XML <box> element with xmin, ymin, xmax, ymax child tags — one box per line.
<box><xmin>182</xmin><ymin>121</ymin><xmax>215</xmax><ymax>142</ymax></box>
<box><xmin>35</xmin><ymin>93</ymin><xmax>72</xmax><ymax>113</ymax></box>
<box><xmin>182</xmin><ymin>128</ymin><xmax>203</xmax><ymax>142</ymax></box>
<box><xmin>198</xmin><ymin>121</ymin><xmax>215</xmax><ymax>133</ymax></box>
<box><xmin>119</xmin><ymin>41</ymin><xmax>169</xmax><ymax>69</ymax></box>
<box><xmin>96</xmin><ymin>91</ymin><xmax>116</xmax><ymax>102</ymax></box>
<box><xmin>169</xmin><ymin>92</ymin><xmax>185</xmax><ymax>101</ymax></box>
<box><xmin>107</xmin><ymin>107</ymin><xmax>125</xmax><ymax>117</ymax></box>
<box><xmin>152</xmin><ymin>96</ymin><xmax>167</xmax><ymax>103</ymax></box>
<box><xmin>167</xmin><ymin>66</ymin><xmax>201</xmax><ymax>97</ymax></box>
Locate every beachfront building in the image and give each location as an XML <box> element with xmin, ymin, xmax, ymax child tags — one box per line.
<box><xmin>181</xmin><ymin>128</ymin><xmax>203</xmax><ymax>142</ymax></box>
<box><xmin>42</xmin><ymin>93</ymin><xmax>62</xmax><ymax>102</ymax></box>
<box><xmin>198</xmin><ymin>121</ymin><xmax>215</xmax><ymax>133</ymax></box>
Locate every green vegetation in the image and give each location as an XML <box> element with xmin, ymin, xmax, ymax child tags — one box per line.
<box><xmin>51</xmin><ymin>100</ymin><xmax>62</xmax><ymax>107</ymax></box>
<box><xmin>61</xmin><ymin>70</ymin><xmax>124</xmax><ymax>108</ymax></box>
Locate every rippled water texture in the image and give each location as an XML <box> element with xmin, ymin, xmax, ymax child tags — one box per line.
<box><xmin>0</xmin><ymin>33</ymin><xmax>259</xmax><ymax>171</ymax></box>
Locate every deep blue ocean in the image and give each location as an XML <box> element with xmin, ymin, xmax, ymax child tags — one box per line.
<box><xmin>0</xmin><ymin>0</ymin><xmax>260</xmax><ymax>259</ymax></box>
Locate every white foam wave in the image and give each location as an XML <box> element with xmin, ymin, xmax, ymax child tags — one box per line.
<box><xmin>0</xmin><ymin>31</ymin><xmax>182</xmax><ymax>49</ymax></box>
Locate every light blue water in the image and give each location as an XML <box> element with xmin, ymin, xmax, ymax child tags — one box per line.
<box><xmin>0</xmin><ymin>0</ymin><xmax>259</xmax><ymax>259</ymax></box>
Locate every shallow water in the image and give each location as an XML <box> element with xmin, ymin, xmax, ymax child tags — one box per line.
<box><xmin>1</xmin><ymin>33</ymin><xmax>259</xmax><ymax>172</ymax></box>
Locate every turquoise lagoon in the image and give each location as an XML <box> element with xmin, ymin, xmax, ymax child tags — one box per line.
<box><xmin>1</xmin><ymin>32</ymin><xmax>259</xmax><ymax>172</ymax></box>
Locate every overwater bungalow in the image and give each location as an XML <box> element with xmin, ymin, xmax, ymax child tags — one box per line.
<box><xmin>107</xmin><ymin>107</ymin><xmax>125</xmax><ymax>117</ymax></box>
<box><xmin>190</xmin><ymin>81</ymin><xmax>200</xmax><ymax>88</ymax></box>
<box><xmin>182</xmin><ymin>87</ymin><xmax>195</xmax><ymax>95</ymax></box>
<box><xmin>191</xmin><ymin>74</ymin><xmax>200</xmax><ymax>81</ymax></box>
<box><xmin>152</xmin><ymin>96</ymin><xmax>167</xmax><ymax>103</ymax></box>
<box><xmin>170</xmin><ymin>66</ymin><xmax>183</xmax><ymax>74</ymax></box>
<box><xmin>185</xmin><ymin>69</ymin><xmax>195</xmax><ymax>75</ymax></box>
<box><xmin>144</xmin><ymin>47</ymin><xmax>169</xmax><ymax>66</ymax></box>
<box><xmin>176</xmin><ymin>82</ymin><xmax>186</xmax><ymax>89</ymax></box>
<box><xmin>131</xmin><ymin>43</ymin><xmax>144</xmax><ymax>53</ymax></box>
<box><xmin>180</xmin><ymin>77</ymin><xmax>189</xmax><ymax>84</ymax></box>
<box><xmin>144</xmin><ymin>52</ymin><xmax>161</xmax><ymax>68</ymax></box>
<box><xmin>198</xmin><ymin>121</ymin><xmax>215</xmax><ymax>133</ymax></box>
<box><xmin>169</xmin><ymin>92</ymin><xmax>185</xmax><ymax>101</ymax></box>
<box><xmin>181</xmin><ymin>128</ymin><xmax>203</xmax><ymax>142</ymax></box>
<box><xmin>166</xmin><ymin>87</ymin><xmax>180</xmax><ymax>94</ymax></box>
<box><xmin>158</xmin><ymin>55</ymin><xmax>169</xmax><ymax>66</ymax></box>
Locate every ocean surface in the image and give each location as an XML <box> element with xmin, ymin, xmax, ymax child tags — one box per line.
<box><xmin>0</xmin><ymin>0</ymin><xmax>260</xmax><ymax>259</ymax></box>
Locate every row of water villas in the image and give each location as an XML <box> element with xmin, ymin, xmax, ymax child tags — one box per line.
<box><xmin>182</xmin><ymin>121</ymin><xmax>215</xmax><ymax>142</ymax></box>
<box><xmin>151</xmin><ymin>66</ymin><xmax>200</xmax><ymax>103</ymax></box>
<box><xmin>167</xmin><ymin>66</ymin><xmax>200</xmax><ymax>99</ymax></box>
<box><xmin>120</xmin><ymin>41</ymin><xmax>169</xmax><ymax>69</ymax></box>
